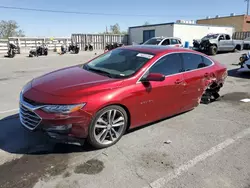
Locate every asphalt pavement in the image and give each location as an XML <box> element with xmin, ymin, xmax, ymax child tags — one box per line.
<box><xmin>0</xmin><ymin>50</ymin><xmax>249</xmax><ymax>188</ymax></box>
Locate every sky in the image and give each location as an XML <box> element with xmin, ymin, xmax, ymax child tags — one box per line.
<box><xmin>0</xmin><ymin>0</ymin><xmax>248</xmax><ymax>37</ymax></box>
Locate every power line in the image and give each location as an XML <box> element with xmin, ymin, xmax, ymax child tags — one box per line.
<box><xmin>0</xmin><ymin>5</ymin><xmax>183</xmax><ymax>17</ymax></box>
<box><xmin>0</xmin><ymin>5</ymin><xmax>241</xmax><ymax>18</ymax></box>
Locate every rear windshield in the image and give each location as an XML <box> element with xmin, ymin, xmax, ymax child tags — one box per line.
<box><xmin>143</xmin><ymin>38</ymin><xmax>163</xmax><ymax>45</ymax></box>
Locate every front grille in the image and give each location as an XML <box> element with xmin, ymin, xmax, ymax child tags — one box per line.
<box><xmin>19</xmin><ymin>104</ymin><xmax>41</xmax><ymax>130</ymax></box>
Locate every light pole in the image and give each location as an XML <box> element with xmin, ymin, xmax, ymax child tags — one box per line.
<box><xmin>246</xmin><ymin>0</ymin><xmax>250</xmax><ymax>15</ymax></box>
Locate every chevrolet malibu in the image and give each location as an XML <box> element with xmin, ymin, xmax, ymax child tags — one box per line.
<box><xmin>19</xmin><ymin>45</ymin><xmax>227</xmax><ymax>149</ymax></box>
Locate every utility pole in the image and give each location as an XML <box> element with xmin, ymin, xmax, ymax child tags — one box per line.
<box><xmin>246</xmin><ymin>0</ymin><xmax>250</xmax><ymax>15</ymax></box>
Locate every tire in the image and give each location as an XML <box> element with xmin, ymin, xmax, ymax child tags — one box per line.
<box><xmin>44</xmin><ymin>51</ymin><xmax>48</xmax><ymax>56</ymax></box>
<box><xmin>209</xmin><ymin>45</ymin><xmax>217</xmax><ymax>55</ymax></box>
<box><xmin>234</xmin><ymin>45</ymin><xmax>242</xmax><ymax>52</ymax></box>
<box><xmin>88</xmin><ymin>105</ymin><xmax>128</xmax><ymax>149</ymax></box>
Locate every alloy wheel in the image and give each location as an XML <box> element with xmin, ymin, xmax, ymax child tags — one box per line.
<box><xmin>93</xmin><ymin>109</ymin><xmax>126</xmax><ymax>145</ymax></box>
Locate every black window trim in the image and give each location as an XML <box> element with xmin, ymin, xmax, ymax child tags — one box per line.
<box><xmin>137</xmin><ymin>52</ymin><xmax>215</xmax><ymax>84</ymax></box>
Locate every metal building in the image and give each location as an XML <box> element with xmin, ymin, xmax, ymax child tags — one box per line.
<box><xmin>128</xmin><ymin>22</ymin><xmax>235</xmax><ymax>47</ymax></box>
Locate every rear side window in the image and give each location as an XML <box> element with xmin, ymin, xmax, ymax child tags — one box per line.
<box><xmin>225</xmin><ymin>35</ymin><xmax>231</xmax><ymax>40</ymax></box>
<box><xmin>170</xmin><ymin>39</ymin><xmax>179</xmax><ymax>44</ymax></box>
<box><xmin>182</xmin><ymin>53</ymin><xmax>206</xmax><ymax>71</ymax></box>
<box><xmin>149</xmin><ymin>53</ymin><xmax>183</xmax><ymax>76</ymax></box>
<box><xmin>202</xmin><ymin>56</ymin><xmax>213</xmax><ymax>66</ymax></box>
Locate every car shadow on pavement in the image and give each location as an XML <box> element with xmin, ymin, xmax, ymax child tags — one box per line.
<box><xmin>0</xmin><ymin>114</ymin><xmax>94</xmax><ymax>155</ymax></box>
<box><xmin>228</xmin><ymin>68</ymin><xmax>250</xmax><ymax>79</ymax></box>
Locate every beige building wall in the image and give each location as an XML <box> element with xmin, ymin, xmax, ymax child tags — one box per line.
<box><xmin>197</xmin><ymin>15</ymin><xmax>248</xmax><ymax>32</ymax></box>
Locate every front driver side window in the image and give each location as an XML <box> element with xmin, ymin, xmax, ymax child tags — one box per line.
<box><xmin>148</xmin><ymin>53</ymin><xmax>183</xmax><ymax>76</ymax></box>
<box><xmin>219</xmin><ymin>35</ymin><xmax>225</xmax><ymax>40</ymax></box>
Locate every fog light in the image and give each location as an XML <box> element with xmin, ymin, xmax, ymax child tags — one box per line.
<box><xmin>46</xmin><ymin>124</ymin><xmax>72</xmax><ymax>131</ymax></box>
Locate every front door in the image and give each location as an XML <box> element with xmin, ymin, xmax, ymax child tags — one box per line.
<box><xmin>218</xmin><ymin>34</ymin><xmax>227</xmax><ymax>51</ymax></box>
<box><xmin>133</xmin><ymin>53</ymin><xmax>186</xmax><ymax>126</ymax></box>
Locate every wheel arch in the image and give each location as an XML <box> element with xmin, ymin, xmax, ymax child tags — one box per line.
<box><xmin>210</xmin><ymin>43</ymin><xmax>217</xmax><ymax>48</ymax></box>
<box><xmin>95</xmin><ymin>103</ymin><xmax>131</xmax><ymax>130</ymax></box>
<box><xmin>235</xmin><ymin>44</ymin><xmax>242</xmax><ymax>51</ymax></box>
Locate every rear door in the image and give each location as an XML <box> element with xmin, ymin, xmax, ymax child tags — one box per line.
<box><xmin>225</xmin><ymin>34</ymin><xmax>234</xmax><ymax>51</ymax></box>
<box><xmin>180</xmin><ymin>52</ymin><xmax>215</xmax><ymax>110</ymax></box>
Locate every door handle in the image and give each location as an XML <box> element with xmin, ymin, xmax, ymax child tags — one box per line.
<box><xmin>175</xmin><ymin>79</ymin><xmax>183</xmax><ymax>84</ymax></box>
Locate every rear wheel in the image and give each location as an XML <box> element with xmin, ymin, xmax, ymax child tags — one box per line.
<box><xmin>233</xmin><ymin>44</ymin><xmax>242</xmax><ymax>52</ymax></box>
<box><xmin>209</xmin><ymin>45</ymin><xmax>217</xmax><ymax>55</ymax></box>
<box><xmin>88</xmin><ymin>105</ymin><xmax>128</xmax><ymax>149</ymax></box>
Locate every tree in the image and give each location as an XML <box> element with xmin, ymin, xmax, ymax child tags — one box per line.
<box><xmin>110</xmin><ymin>23</ymin><xmax>120</xmax><ymax>34</ymax></box>
<box><xmin>143</xmin><ymin>21</ymin><xmax>150</xmax><ymax>25</ymax></box>
<box><xmin>0</xmin><ymin>20</ymin><xmax>25</xmax><ymax>38</ymax></box>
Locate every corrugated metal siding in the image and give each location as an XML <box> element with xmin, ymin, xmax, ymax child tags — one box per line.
<box><xmin>71</xmin><ymin>34</ymin><xmax>129</xmax><ymax>50</ymax></box>
<box><xmin>128</xmin><ymin>25</ymin><xmax>174</xmax><ymax>44</ymax></box>
<box><xmin>232</xmin><ymin>32</ymin><xmax>250</xmax><ymax>40</ymax></box>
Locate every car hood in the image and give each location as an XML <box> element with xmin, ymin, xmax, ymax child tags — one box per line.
<box><xmin>31</xmin><ymin>66</ymin><xmax>123</xmax><ymax>97</ymax></box>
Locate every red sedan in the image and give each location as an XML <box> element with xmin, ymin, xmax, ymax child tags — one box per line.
<box><xmin>19</xmin><ymin>45</ymin><xmax>227</xmax><ymax>148</ymax></box>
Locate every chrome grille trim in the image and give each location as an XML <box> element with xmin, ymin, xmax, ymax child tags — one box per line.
<box><xmin>19</xmin><ymin>93</ymin><xmax>43</xmax><ymax>130</ymax></box>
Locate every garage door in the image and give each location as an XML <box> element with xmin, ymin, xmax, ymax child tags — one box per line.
<box><xmin>143</xmin><ymin>30</ymin><xmax>155</xmax><ymax>42</ymax></box>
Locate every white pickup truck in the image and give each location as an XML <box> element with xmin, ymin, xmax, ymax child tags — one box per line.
<box><xmin>193</xmin><ymin>33</ymin><xmax>243</xmax><ymax>55</ymax></box>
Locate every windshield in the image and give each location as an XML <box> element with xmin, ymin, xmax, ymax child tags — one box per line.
<box><xmin>202</xmin><ymin>34</ymin><xmax>219</xmax><ymax>40</ymax></box>
<box><xmin>83</xmin><ymin>49</ymin><xmax>155</xmax><ymax>78</ymax></box>
<box><xmin>143</xmin><ymin>38</ymin><xmax>163</xmax><ymax>45</ymax></box>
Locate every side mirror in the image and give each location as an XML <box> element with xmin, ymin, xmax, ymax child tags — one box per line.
<box><xmin>141</xmin><ymin>73</ymin><xmax>165</xmax><ymax>82</ymax></box>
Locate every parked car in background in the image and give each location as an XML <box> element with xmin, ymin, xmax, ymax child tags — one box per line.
<box><xmin>243</xmin><ymin>37</ymin><xmax>250</xmax><ymax>49</ymax></box>
<box><xmin>19</xmin><ymin>45</ymin><xmax>227</xmax><ymax>149</ymax></box>
<box><xmin>142</xmin><ymin>37</ymin><xmax>183</xmax><ymax>47</ymax></box>
<box><xmin>193</xmin><ymin>33</ymin><xmax>243</xmax><ymax>55</ymax></box>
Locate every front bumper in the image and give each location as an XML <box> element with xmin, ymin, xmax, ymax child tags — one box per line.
<box><xmin>19</xmin><ymin>94</ymin><xmax>92</xmax><ymax>144</ymax></box>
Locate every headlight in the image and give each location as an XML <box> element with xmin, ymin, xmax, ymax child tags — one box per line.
<box><xmin>41</xmin><ymin>103</ymin><xmax>86</xmax><ymax>114</ymax></box>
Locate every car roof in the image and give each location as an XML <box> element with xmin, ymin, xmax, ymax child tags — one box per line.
<box><xmin>120</xmin><ymin>45</ymin><xmax>194</xmax><ymax>55</ymax></box>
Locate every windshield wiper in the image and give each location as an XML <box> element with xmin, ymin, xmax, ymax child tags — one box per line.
<box><xmin>86</xmin><ymin>66</ymin><xmax>115</xmax><ymax>78</ymax></box>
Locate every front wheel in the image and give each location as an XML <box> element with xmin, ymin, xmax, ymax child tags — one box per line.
<box><xmin>209</xmin><ymin>46</ymin><xmax>217</xmax><ymax>55</ymax></box>
<box><xmin>88</xmin><ymin>105</ymin><xmax>128</xmax><ymax>149</ymax></box>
